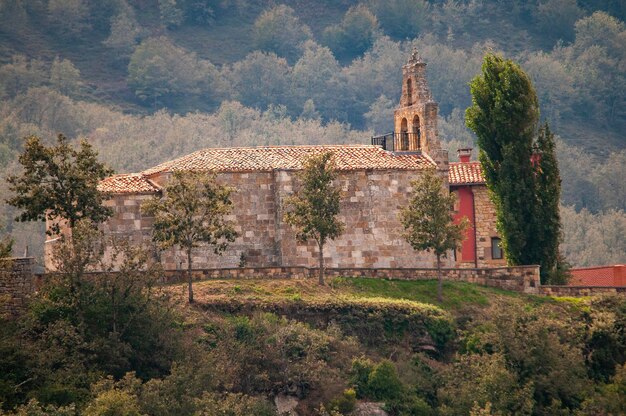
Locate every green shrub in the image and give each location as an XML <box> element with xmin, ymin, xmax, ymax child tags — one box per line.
<box><xmin>193</xmin><ymin>392</ymin><xmax>274</xmax><ymax>416</ymax></box>
<box><xmin>367</xmin><ymin>360</ymin><xmax>404</xmax><ymax>402</ymax></box>
<box><xmin>328</xmin><ymin>388</ymin><xmax>357</xmax><ymax>414</ymax></box>
<box><xmin>84</xmin><ymin>389</ymin><xmax>143</xmax><ymax>416</ymax></box>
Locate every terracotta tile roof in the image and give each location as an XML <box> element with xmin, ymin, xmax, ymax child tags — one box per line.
<box><xmin>569</xmin><ymin>265</ymin><xmax>626</xmax><ymax>287</ymax></box>
<box><xmin>98</xmin><ymin>173</ymin><xmax>161</xmax><ymax>194</ymax></box>
<box><xmin>141</xmin><ymin>145</ymin><xmax>436</xmax><ymax>176</ymax></box>
<box><xmin>449</xmin><ymin>161</ymin><xmax>485</xmax><ymax>185</ymax></box>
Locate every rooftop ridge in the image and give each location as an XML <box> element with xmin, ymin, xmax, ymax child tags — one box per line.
<box><xmin>141</xmin><ymin>144</ymin><xmax>435</xmax><ymax>177</ymax></box>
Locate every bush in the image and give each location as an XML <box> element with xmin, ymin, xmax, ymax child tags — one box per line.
<box><xmin>368</xmin><ymin>360</ymin><xmax>404</xmax><ymax>402</ymax></box>
<box><xmin>194</xmin><ymin>392</ymin><xmax>274</xmax><ymax>416</ymax></box>
<box><xmin>84</xmin><ymin>389</ymin><xmax>143</xmax><ymax>416</ymax></box>
<box><xmin>328</xmin><ymin>388</ymin><xmax>357</xmax><ymax>414</ymax></box>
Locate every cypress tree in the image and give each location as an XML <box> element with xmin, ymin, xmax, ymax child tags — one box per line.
<box><xmin>466</xmin><ymin>54</ymin><xmax>540</xmax><ymax>267</ymax></box>
<box><xmin>534</xmin><ymin>123</ymin><xmax>565</xmax><ymax>283</ymax></box>
<box><xmin>467</xmin><ymin>54</ymin><xmax>566</xmax><ymax>283</ymax></box>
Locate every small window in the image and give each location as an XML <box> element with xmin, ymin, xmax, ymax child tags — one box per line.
<box><xmin>491</xmin><ymin>237</ymin><xmax>503</xmax><ymax>260</ymax></box>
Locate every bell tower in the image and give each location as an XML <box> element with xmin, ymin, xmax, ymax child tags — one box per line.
<box><xmin>393</xmin><ymin>48</ymin><xmax>442</xmax><ymax>155</ymax></box>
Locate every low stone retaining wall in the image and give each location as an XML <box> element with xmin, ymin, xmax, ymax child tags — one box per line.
<box><xmin>162</xmin><ymin>264</ymin><xmax>541</xmax><ymax>294</ymax></box>
<box><xmin>0</xmin><ymin>257</ymin><xmax>35</xmax><ymax>317</ymax></box>
<box><xmin>539</xmin><ymin>285</ymin><xmax>626</xmax><ymax>297</ymax></box>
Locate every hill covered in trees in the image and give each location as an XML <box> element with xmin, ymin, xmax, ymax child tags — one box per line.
<box><xmin>0</xmin><ymin>0</ymin><xmax>624</xmax><ymax>266</ymax></box>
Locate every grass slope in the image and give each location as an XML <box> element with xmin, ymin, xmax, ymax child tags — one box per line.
<box><xmin>166</xmin><ymin>277</ymin><xmax>535</xmax><ymax>313</ymax></box>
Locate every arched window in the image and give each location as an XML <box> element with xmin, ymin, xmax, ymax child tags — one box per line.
<box><xmin>400</xmin><ymin>118</ymin><xmax>408</xmax><ymax>150</ymax></box>
<box><xmin>406</xmin><ymin>79</ymin><xmax>412</xmax><ymax>106</ymax></box>
<box><xmin>412</xmin><ymin>114</ymin><xmax>421</xmax><ymax>149</ymax></box>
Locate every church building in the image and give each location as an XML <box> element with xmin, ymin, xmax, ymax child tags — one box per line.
<box><xmin>45</xmin><ymin>50</ymin><xmax>502</xmax><ymax>271</ymax></box>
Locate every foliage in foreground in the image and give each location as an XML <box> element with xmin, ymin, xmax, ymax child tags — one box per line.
<box><xmin>2</xmin><ymin>269</ymin><xmax>626</xmax><ymax>415</ymax></box>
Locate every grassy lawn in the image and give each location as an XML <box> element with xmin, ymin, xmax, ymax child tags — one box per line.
<box><xmin>166</xmin><ymin>276</ymin><xmax>527</xmax><ymax>313</ymax></box>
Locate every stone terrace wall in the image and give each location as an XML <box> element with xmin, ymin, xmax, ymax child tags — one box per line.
<box><xmin>0</xmin><ymin>258</ymin><xmax>35</xmax><ymax>317</ymax></box>
<box><xmin>539</xmin><ymin>286</ymin><xmax>626</xmax><ymax>297</ymax></box>
<box><xmin>157</xmin><ymin>264</ymin><xmax>540</xmax><ymax>294</ymax></box>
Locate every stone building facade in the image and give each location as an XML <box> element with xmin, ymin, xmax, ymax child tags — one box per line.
<box><xmin>44</xmin><ymin>50</ymin><xmax>502</xmax><ymax>272</ymax></box>
<box><xmin>449</xmin><ymin>149</ymin><xmax>504</xmax><ymax>268</ymax></box>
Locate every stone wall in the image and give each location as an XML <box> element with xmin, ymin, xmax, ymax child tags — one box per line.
<box><xmin>155</xmin><ymin>264</ymin><xmax>540</xmax><ymax>294</ymax></box>
<box><xmin>275</xmin><ymin>169</ymin><xmax>445</xmax><ymax>269</ymax></box>
<box><xmin>539</xmin><ymin>285</ymin><xmax>626</xmax><ymax>297</ymax></box>
<box><xmin>0</xmin><ymin>258</ymin><xmax>35</xmax><ymax>317</ymax></box>
<box><xmin>74</xmin><ymin>168</ymin><xmax>450</xmax><ymax>272</ymax></box>
<box><xmin>473</xmin><ymin>186</ymin><xmax>506</xmax><ymax>268</ymax></box>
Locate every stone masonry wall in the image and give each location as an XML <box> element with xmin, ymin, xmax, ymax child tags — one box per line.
<box><xmin>0</xmin><ymin>258</ymin><xmax>35</xmax><ymax>317</ymax></box>
<box><xmin>473</xmin><ymin>186</ymin><xmax>506</xmax><ymax>268</ymax></box>
<box><xmin>158</xmin><ymin>171</ymin><xmax>280</xmax><ymax>269</ymax></box>
<box><xmin>275</xmin><ymin>169</ymin><xmax>443</xmax><ymax>269</ymax></box>
<box><xmin>146</xmin><ymin>169</ymin><xmax>446</xmax><ymax>270</ymax></box>
<box><xmin>45</xmin><ymin>168</ymin><xmax>454</xmax><ymax>271</ymax></box>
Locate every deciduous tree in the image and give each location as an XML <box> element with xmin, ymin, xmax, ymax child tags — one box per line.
<box><xmin>400</xmin><ymin>169</ymin><xmax>467</xmax><ymax>302</ymax></box>
<box><xmin>6</xmin><ymin>134</ymin><xmax>113</xmax><ymax>235</ymax></box>
<box><xmin>142</xmin><ymin>171</ymin><xmax>237</xmax><ymax>303</ymax></box>
<box><xmin>283</xmin><ymin>152</ymin><xmax>344</xmax><ymax>285</ymax></box>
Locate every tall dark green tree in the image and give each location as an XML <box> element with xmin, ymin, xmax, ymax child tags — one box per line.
<box><xmin>6</xmin><ymin>134</ymin><xmax>114</xmax><ymax>235</ymax></box>
<box><xmin>466</xmin><ymin>53</ymin><xmax>539</xmax><ymax>267</ymax></box>
<box><xmin>466</xmin><ymin>54</ymin><xmax>563</xmax><ymax>282</ymax></box>
<box><xmin>534</xmin><ymin>123</ymin><xmax>566</xmax><ymax>283</ymax></box>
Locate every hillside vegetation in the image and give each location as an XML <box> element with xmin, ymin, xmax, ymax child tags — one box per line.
<box><xmin>0</xmin><ymin>0</ymin><xmax>624</xmax><ymax>266</ymax></box>
<box><xmin>2</xmin><ymin>273</ymin><xmax>625</xmax><ymax>415</ymax></box>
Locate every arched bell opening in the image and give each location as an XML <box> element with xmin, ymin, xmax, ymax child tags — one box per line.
<box><xmin>412</xmin><ymin>114</ymin><xmax>421</xmax><ymax>150</ymax></box>
<box><xmin>399</xmin><ymin>118</ymin><xmax>409</xmax><ymax>150</ymax></box>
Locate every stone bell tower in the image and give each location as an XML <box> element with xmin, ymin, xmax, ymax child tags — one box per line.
<box><xmin>393</xmin><ymin>48</ymin><xmax>442</xmax><ymax>155</ymax></box>
<box><xmin>392</xmin><ymin>48</ymin><xmax>448</xmax><ymax>172</ymax></box>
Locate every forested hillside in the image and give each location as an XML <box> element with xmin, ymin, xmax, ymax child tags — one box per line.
<box><xmin>0</xmin><ymin>0</ymin><xmax>624</xmax><ymax>266</ymax></box>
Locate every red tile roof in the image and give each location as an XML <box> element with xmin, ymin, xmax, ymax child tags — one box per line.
<box><xmin>449</xmin><ymin>161</ymin><xmax>485</xmax><ymax>185</ymax></box>
<box><xmin>98</xmin><ymin>174</ymin><xmax>161</xmax><ymax>194</ymax></box>
<box><xmin>141</xmin><ymin>144</ymin><xmax>436</xmax><ymax>176</ymax></box>
<box><xmin>569</xmin><ymin>265</ymin><xmax>626</xmax><ymax>287</ymax></box>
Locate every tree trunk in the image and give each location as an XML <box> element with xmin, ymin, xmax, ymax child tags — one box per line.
<box><xmin>187</xmin><ymin>248</ymin><xmax>194</xmax><ymax>303</ymax></box>
<box><xmin>437</xmin><ymin>253</ymin><xmax>442</xmax><ymax>303</ymax></box>
<box><xmin>318</xmin><ymin>242</ymin><xmax>325</xmax><ymax>286</ymax></box>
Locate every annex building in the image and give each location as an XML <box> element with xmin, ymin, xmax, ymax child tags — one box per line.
<box><xmin>45</xmin><ymin>50</ymin><xmax>503</xmax><ymax>271</ymax></box>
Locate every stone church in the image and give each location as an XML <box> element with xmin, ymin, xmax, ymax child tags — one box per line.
<box><xmin>45</xmin><ymin>50</ymin><xmax>503</xmax><ymax>271</ymax></box>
